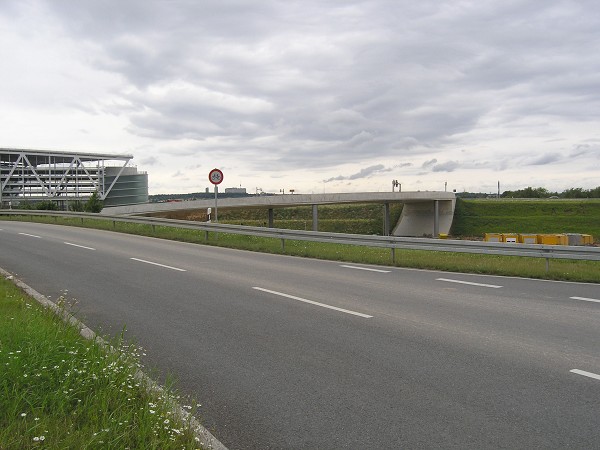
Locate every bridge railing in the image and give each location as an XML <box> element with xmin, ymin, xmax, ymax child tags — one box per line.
<box><xmin>1</xmin><ymin>210</ymin><xmax>599</xmax><ymax>265</ymax></box>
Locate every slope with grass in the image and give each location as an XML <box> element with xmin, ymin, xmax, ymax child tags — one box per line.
<box><xmin>450</xmin><ymin>198</ymin><xmax>600</xmax><ymax>241</ymax></box>
<box><xmin>157</xmin><ymin>202</ymin><xmax>404</xmax><ymax>235</ymax></box>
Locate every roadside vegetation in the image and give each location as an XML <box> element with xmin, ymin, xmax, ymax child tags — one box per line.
<box><xmin>0</xmin><ymin>276</ymin><xmax>204</xmax><ymax>449</ymax></box>
<box><xmin>1</xmin><ymin>203</ymin><xmax>599</xmax><ymax>282</ymax></box>
<box><xmin>451</xmin><ymin>198</ymin><xmax>600</xmax><ymax>238</ymax></box>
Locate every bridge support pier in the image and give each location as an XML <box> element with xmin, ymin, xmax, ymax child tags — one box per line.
<box><xmin>383</xmin><ymin>203</ymin><xmax>391</xmax><ymax>236</ymax></box>
<box><xmin>312</xmin><ymin>204</ymin><xmax>318</xmax><ymax>231</ymax></box>
<box><xmin>434</xmin><ymin>200</ymin><xmax>439</xmax><ymax>237</ymax></box>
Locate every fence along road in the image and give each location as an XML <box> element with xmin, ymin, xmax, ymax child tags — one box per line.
<box><xmin>1</xmin><ymin>210</ymin><xmax>599</xmax><ymax>267</ymax></box>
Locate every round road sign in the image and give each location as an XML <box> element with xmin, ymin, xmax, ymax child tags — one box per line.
<box><xmin>209</xmin><ymin>168</ymin><xmax>224</xmax><ymax>185</ymax></box>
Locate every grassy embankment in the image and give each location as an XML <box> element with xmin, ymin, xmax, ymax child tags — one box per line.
<box><xmin>0</xmin><ymin>276</ymin><xmax>204</xmax><ymax>449</ymax></box>
<box><xmin>451</xmin><ymin>198</ymin><xmax>600</xmax><ymax>238</ymax></box>
<box><xmin>1</xmin><ymin>199</ymin><xmax>599</xmax><ymax>282</ymax></box>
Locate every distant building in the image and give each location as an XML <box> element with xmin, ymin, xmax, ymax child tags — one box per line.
<box><xmin>224</xmin><ymin>187</ymin><xmax>247</xmax><ymax>194</ymax></box>
<box><xmin>0</xmin><ymin>148</ymin><xmax>148</xmax><ymax>208</ymax></box>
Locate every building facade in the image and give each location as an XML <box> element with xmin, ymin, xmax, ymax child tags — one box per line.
<box><xmin>0</xmin><ymin>148</ymin><xmax>148</xmax><ymax>208</ymax></box>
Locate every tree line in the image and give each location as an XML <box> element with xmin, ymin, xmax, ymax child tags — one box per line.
<box><xmin>500</xmin><ymin>186</ymin><xmax>600</xmax><ymax>199</ymax></box>
<box><xmin>457</xmin><ymin>186</ymin><xmax>600</xmax><ymax>199</ymax></box>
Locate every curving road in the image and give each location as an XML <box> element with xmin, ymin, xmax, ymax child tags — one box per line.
<box><xmin>1</xmin><ymin>221</ymin><xmax>600</xmax><ymax>449</ymax></box>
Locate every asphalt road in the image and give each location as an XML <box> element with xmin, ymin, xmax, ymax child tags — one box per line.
<box><xmin>1</xmin><ymin>221</ymin><xmax>599</xmax><ymax>449</ymax></box>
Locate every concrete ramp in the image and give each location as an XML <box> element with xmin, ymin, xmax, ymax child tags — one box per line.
<box><xmin>103</xmin><ymin>191</ymin><xmax>456</xmax><ymax>237</ymax></box>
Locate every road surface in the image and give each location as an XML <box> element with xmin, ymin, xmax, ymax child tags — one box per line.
<box><xmin>1</xmin><ymin>221</ymin><xmax>599</xmax><ymax>449</ymax></box>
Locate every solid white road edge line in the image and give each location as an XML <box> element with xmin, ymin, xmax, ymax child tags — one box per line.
<box><xmin>340</xmin><ymin>265</ymin><xmax>391</xmax><ymax>273</ymax></box>
<box><xmin>130</xmin><ymin>257</ymin><xmax>187</xmax><ymax>272</ymax></box>
<box><xmin>570</xmin><ymin>296</ymin><xmax>600</xmax><ymax>304</ymax></box>
<box><xmin>436</xmin><ymin>278</ymin><xmax>503</xmax><ymax>289</ymax></box>
<box><xmin>18</xmin><ymin>232</ymin><xmax>42</xmax><ymax>239</ymax></box>
<box><xmin>64</xmin><ymin>242</ymin><xmax>96</xmax><ymax>251</ymax></box>
<box><xmin>570</xmin><ymin>369</ymin><xmax>600</xmax><ymax>381</ymax></box>
<box><xmin>253</xmin><ymin>287</ymin><xmax>373</xmax><ymax>318</ymax></box>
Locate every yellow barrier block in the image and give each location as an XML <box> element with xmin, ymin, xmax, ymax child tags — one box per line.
<box><xmin>538</xmin><ymin>234</ymin><xmax>568</xmax><ymax>245</ymax></box>
<box><xmin>518</xmin><ymin>234</ymin><xmax>538</xmax><ymax>244</ymax></box>
<box><xmin>582</xmin><ymin>234</ymin><xmax>594</xmax><ymax>245</ymax></box>
<box><xmin>484</xmin><ymin>233</ymin><xmax>502</xmax><ymax>242</ymax></box>
<box><xmin>438</xmin><ymin>233</ymin><xmax>448</xmax><ymax>239</ymax></box>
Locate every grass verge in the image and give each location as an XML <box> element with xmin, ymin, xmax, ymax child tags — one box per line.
<box><xmin>0</xmin><ymin>274</ymin><xmax>205</xmax><ymax>449</ymax></box>
<box><xmin>2</xmin><ymin>215</ymin><xmax>599</xmax><ymax>283</ymax></box>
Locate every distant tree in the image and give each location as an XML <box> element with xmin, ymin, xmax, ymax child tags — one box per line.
<box><xmin>35</xmin><ymin>200</ymin><xmax>59</xmax><ymax>210</ymax></box>
<box><xmin>563</xmin><ymin>187</ymin><xmax>587</xmax><ymax>198</ymax></box>
<box><xmin>501</xmin><ymin>187</ymin><xmax>550</xmax><ymax>198</ymax></box>
<box><xmin>588</xmin><ymin>186</ymin><xmax>600</xmax><ymax>198</ymax></box>
<box><xmin>69</xmin><ymin>200</ymin><xmax>85</xmax><ymax>212</ymax></box>
<box><xmin>84</xmin><ymin>192</ymin><xmax>103</xmax><ymax>213</ymax></box>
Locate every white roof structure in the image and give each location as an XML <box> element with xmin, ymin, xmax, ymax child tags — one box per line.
<box><xmin>1</xmin><ymin>148</ymin><xmax>146</xmax><ymax>206</ymax></box>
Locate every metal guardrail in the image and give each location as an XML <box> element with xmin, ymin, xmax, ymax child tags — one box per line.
<box><xmin>1</xmin><ymin>210</ymin><xmax>599</xmax><ymax>263</ymax></box>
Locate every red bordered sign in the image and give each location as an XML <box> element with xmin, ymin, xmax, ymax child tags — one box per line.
<box><xmin>208</xmin><ymin>168</ymin><xmax>224</xmax><ymax>185</ymax></box>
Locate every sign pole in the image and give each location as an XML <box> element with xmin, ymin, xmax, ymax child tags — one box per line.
<box><xmin>214</xmin><ymin>185</ymin><xmax>218</xmax><ymax>222</ymax></box>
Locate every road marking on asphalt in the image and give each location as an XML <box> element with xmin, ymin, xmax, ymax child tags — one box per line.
<box><xmin>570</xmin><ymin>296</ymin><xmax>600</xmax><ymax>304</ymax></box>
<box><xmin>64</xmin><ymin>242</ymin><xmax>96</xmax><ymax>251</ymax></box>
<box><xmin>341</xmin><ymin>265</ymin><xmax>391</xmax><ymax>273</ymax></box>
<box><xmin>436</xmin><ymin>278</ymin><xmax>503</xmax><ymax>289</ymax></box>
<box><xmin>18</xmin><ymin>232</ymin><xmax>42</xmax><ymax>239</ymax></box>
<box><xmin>130</xmin><ymin>258</ymin><xmax>187</xmax><ymax>272</ymax></box>
<box><xmin>570</xmin><ymin>369</ymin><xmax>600</xmax><ymax>381</ymax></box>
<box><xmin>253</xmin><ymin>287</ymin><xmax>373</xmax><ymax>318</ymax></box>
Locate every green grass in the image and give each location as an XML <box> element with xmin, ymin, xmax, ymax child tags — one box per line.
<box><xmin>0</xmin><ymin>276</ymin><xmax>204</xmax><ymax>449</ymax></box>
<box><xmin>451</xmin><ymin>198</ymin><xmax>600</xmax><ymax>238</ymax></box>
<box><xmin>159</xmin><ymin>203</ymin><xmax>404</xmax><ymax>235</ymax></box>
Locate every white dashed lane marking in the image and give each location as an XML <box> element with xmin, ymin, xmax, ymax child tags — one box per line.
<box><xmin>436</xmin><ymin>278</ymin><xmax>503</xmax><ymax>289</ymax></box>
<box><xmin>18</xmin><ymin>232</ymin><xmax>42</xmax><ymax>239</ymax></box>
<box><xmin>64</xmin><ymin>242</ymin><xmax>96</xmax><ymax>251</ymax></box>
<box><xmin>570</xmin><ymin>296</ymin><xmax>600</xmax><ymax>304</ymax></box>
<box><xmin>570</xmin><ymin>369</ymin><xmax>600</xmax><ymax>382</ymax></box>
<box><xmin>253</xmin><ymin>287</ymin><xmax>373</xmax><ymax>318</ymax></box>
<box><xmin>130</xmin><ymin>258</ymin><xmax>187</xmax><ymax>272</ymax></box>
<box><xmin>340</xmin><ymin>265</ymin><xmax>391</xmax><ymax>273</ymax></box>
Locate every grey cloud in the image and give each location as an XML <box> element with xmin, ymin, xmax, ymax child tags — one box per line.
<box><xmin>139</xmin><ymin>156</ymin><xmax>159</xmax><ymax>166</ymax></box>
<box><xmin>422</xmin><ymin>159</ymin><xmax>438</xmax><ymax>168</ymax></box>
<box><xmin>432</xmin><ymin>161</ymin><xmax>460</xmax><ymax>172</ymax></box>
<box><xmin>527</xmin><ymin>153</ymin><xmax>562</xmax><ymax>166</ymax></box>
<box><xmin>323</xmin><ymin>164</ymin><xmax>387</xmax><ymax>183</ymax></box>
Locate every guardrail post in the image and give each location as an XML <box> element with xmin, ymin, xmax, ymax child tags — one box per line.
<box><xmin>391</xmin><ymin>247</ymin><xmax>396</xmax><ymax>264</ymax></box>
<box><xmin>205</xmin><ymin>230</ymin><xmax>209</xmax><ymax>242</ymax></box>
<box><xmin>546</xmin><ymin>258</ymin><xmax>550</xmax><ymax>273</ymax></box>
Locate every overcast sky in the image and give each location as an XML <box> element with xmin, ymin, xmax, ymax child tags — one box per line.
<box><xmin>1</xmin><ymin>0</ymin><xmax>599</xmax><ymax>195</ymax></box>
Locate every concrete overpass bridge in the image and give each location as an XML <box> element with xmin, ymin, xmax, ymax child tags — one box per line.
<box><xmin>102</xmin><ymin>191</ymin><xmax>456</xmax><ymax>237</ymax></box>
